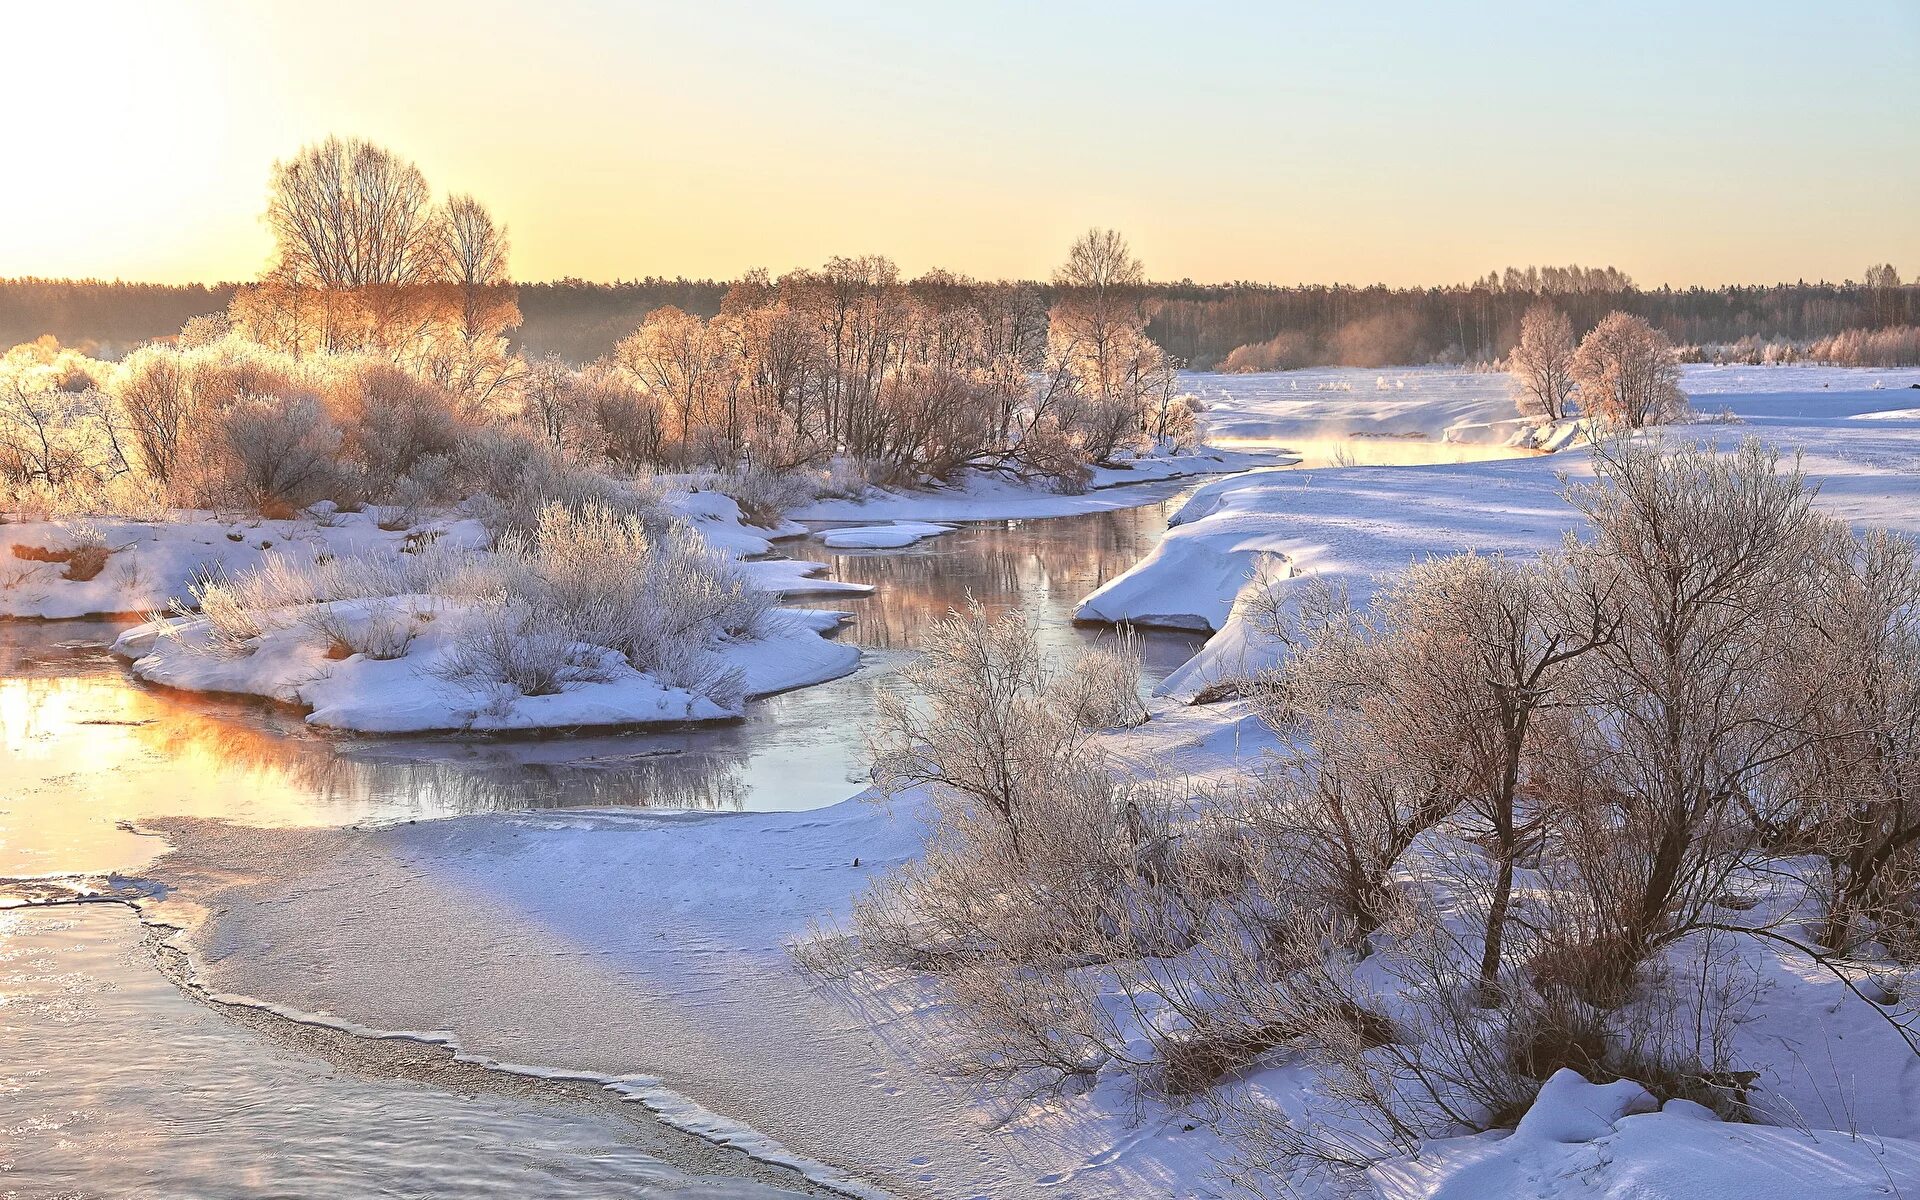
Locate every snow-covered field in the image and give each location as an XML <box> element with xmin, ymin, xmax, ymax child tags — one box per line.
<box><xmin>68</xmin><ymin>364</ymin><xmax>1920</xmax><ymax>1197</ymax></box>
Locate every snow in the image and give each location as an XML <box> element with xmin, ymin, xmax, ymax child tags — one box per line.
<box><xmin>141</xmin><ymin>796</ymin><xmax>1062</xmax><ymax>1199</ymax></box>
<box><xmin>1081</xmin><ymin>364</ymin><xmax>1920</xmax><ymax>699</ymax></box>
<box><xmin>666</xmin><ymin>490</ymin><xmax>809</xmax><ymax>557</ymax></box>
<box><xmin>1372</xmin><ymin>1070</ymin><xmax>1920</xmax><ymax>1200</ymax></box>
<box><xmin>114</xmin><ymin>602</ymin><xmax>859</xmax><ymax>735</ymax></box>
<box><xmin>1179</xmin><ymin>367</ymin><xmax>1539</xmax><ymax>447</ymax></box>
<box><xmin>790</xmin><ymin>447</ymin><xmax>1289</xmax><ymax>522</ymax></box>
<box><xmin>140</xmin><ymin>714</ymin><xmax>1920</xmax><ymax>1199</ymax></box>
<box><xmin>0</xmin><ymin>507</ymin><xmax>490</xmax><ymax>620</ymax></box>
<box><xmin>94</xmin><ymin>490</ymin><xmax>866</xmax><ymax>735</ymax></box>
<box><xmin>815</xmin><ymin>521</ymin><xmax>955</xmax><ymax>550</ymax></box>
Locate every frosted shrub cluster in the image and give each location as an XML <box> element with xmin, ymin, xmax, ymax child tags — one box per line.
<box><xmin>437</xmin><ymin>501</ymin><xmax>769</xmax><ymax>704</ymax></box>
<box><xmin>179</xmin><ymin>502</ymin><xmax>770</xmax><ymax>707</ymax></box>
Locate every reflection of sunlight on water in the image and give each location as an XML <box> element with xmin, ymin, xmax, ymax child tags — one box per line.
<box><xmin>0</xmin><ymin>499</ymin><xmax>1208</xmax><ymax>882</ymax></box>
<box><xmin>0</xmin><ymin>906</ymin><xmax>805</xmax><ymax>1199</ymax></box>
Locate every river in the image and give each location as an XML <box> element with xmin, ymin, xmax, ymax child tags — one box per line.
<box><xmin>0</xmin><ymin>484</ymin><xmax>1205</xmax><ymax>1197</ymax></box>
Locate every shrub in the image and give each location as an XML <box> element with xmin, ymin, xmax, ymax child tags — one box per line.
<box><xmin>684</xmin><ymin>465</ymin><xmax>820</xmax><ymax>528</ymax></box>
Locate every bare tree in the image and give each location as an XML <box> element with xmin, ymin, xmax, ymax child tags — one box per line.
<box><xmin>1509</xmin><ymin>303</ymin><xmax>1576</xmax><ymax>421</ymax></box>
<box><xmin>1865</xmin><ymin>263</ymin><xmax>1905</xmax><ymax>327</ymax></box>
<box><xmin>1051</xmin><ymin>229</ymin><xmax>1150</xmax><ymax>386</ymax></box>
<box><xmin>266</xmin><ymin>136</ymin><xmax>436</xmax><ymax>290</ymax></box>
<box><xmin>1789</xmin><ymin>526</ymin><xmax>1920</xmax><ymax>952</ymax></box>
<box><xmin>113</xmin><ymin>346</ymin><xmax>192</xmax><ymax>482</ymax></box>
<box><xmin>431</xmin><ymin>193</ymin><xmax>516</xmax><ymax>345</ymax></box>
<box><xmin>613</xmin><ymin>306</ymin><xmax>734</xmax><ymax>463</ymax></box>
<box><xmin>1550</xmin><ymin>437</ymin><xmax>1833</xmax><ymax>995</ymax></box>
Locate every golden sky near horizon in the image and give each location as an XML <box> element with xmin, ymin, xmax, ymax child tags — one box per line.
<box><xmin>4</xmin><ymin>1</ymin><xmax>1915</xmax><ymax>287</ymax></box>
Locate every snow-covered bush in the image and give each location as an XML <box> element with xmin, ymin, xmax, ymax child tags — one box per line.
<box><xmin>172</xmin><ymin>500</ymin><xmax>769</xmax><ymax>711</ymax></box>
<box><xmin>214</xmin><ymin>392</ymin><xmax>354</xmax><ymax>516</ymax></box>
<box><xmin>448</xmin><ymin>425</ymin><xmax>667</xmax><ymax>533</ymax></box>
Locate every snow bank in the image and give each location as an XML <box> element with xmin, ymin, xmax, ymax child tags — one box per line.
<box><xmin>1372</xmin><ymin>1069</ymin><xmax>1920</xmax><ymax>1200</ymax></box>
<box><xmin>664</xmin><ymin>489</ymin><xmax>807</xmax><ymax>557</ymax></box>
<box><xmin>1077</xmin><ymin>458</ymin><xmax>1582</xmax><ymax>695</ymax></box>
<box><xmin>115</xmin><ymin>602</ymin><xmax>858</xmax><ymax>734</ymax></box>
<box><xmin>791</xmin><ymin>446</ymin><xmax>1287</xmax><ymax>522</ymax></box>
<box><xmin>0</xmin><ymin>507</ymin><xmax>489</xmax><ymax>620</ymax></box>
<box><xmin>1082</xmin><ymin>366</ymin><xmax>1920</xmax><ymax>699</ymax></box>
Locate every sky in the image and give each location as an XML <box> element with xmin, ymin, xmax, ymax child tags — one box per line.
<box><xmin>3</xmin><ymin>1</ymin><xmax>1915</xmax><ymax>288</ymax></box>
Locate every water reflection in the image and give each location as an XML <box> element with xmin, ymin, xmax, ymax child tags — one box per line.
<box><xmin>791</xmin><ymin>498</ymin><xmax>1207</xmax><ymax>677</ymax></box>
<box><xmin>0</xmin><ymin>498</ymin><xmax>1206</xmax><ymax>880</ymax></box>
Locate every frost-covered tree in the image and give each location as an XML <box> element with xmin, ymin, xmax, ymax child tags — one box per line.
<box><xmin>1508</xmin><ymin>303</ymin><xmax>1576</xmax><ymax>421</ymax></box>
<box><xmin>1570</xmin><ymin>311</ymin><xmax>1686</xmax><ymax>428</ymax></box>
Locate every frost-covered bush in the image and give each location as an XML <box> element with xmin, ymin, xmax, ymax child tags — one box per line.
<box><xmin>173</xmin><ymin>500</ymin><xmax>770</xmax><ymax>709</ymax></box>
<box><xmin>323</xmin><ymin>361</ymin><xmax>467</xmax><ymax>498</ymax></box>
<box><xmin>449</xmin><ymin>426</ymin><xmax>669</xmax><ymax>533</ymax></box>
<box><xmin>181</xmin><ymin>539</ymin><xmax>471</xmax><ymax>657</ymax></box>
<box><xmin>483</xmin><ymin>501</ymin><xmax>769</xmax><ymax>692</ymax></box>
<box><xmin>213</xmin><ymin>392</ymin><xmax>354</xmax><ymax>516</ymax></box>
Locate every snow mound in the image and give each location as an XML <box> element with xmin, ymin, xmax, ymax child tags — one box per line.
<box><xmin>1372</xmin><ymin>1069</ymin><xmax>1920</xmax><ymax>1200</ymax></box>
<box><xmin>1077</xmin><ymin>459</ymin><xmax>1581</xmax><ymax>696</ymax></box>
<box><xmin>114</xmin><ymin>603</ymin><xmax>859</xmax><ymax>735</ymax></box>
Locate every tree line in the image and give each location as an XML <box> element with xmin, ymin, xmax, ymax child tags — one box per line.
<box><xmin>1</xmin><ymin>137</ymin><xmax>1208</xmax><ymax>518</ymax></box>
<box><xmin>7</xmin><ymin>260</ymin><xmax>1912</xmax><ymax>371</ymax></box>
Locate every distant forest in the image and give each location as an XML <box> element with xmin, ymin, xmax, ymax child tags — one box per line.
<box><xmin>5</xmin><ymin>268</ymin><xmax>1914</xmax><ymax>368</ymax></box>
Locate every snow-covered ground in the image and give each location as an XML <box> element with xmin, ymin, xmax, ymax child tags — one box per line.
<box><xmin>1084</xmin><ymin>364</ymin><xmax>1920</xmax><ymax>699</ymax></box>
<box><xmin>103</xmin><ymin>364</ymin><xmax>1920</xmax><ymax>1198</ymax></box>
<box><xmin>791</xmin><ymin>447</ymin><xmax>1288</xmax><ymax>522</ymax></box>
<box><xmin>0</xmin><ymin>507</ymin><xmax>493</xmax><ymax>620</ymax></box>
<box><xmin>1180</xmin><ymin>366</ymin><xmax>1541</xmax><ymax>447</ymax></box>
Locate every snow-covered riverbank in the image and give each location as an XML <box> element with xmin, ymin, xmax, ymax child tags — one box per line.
<box><xmin>1084</xmin><ymin>364</ymin><xmax>1920</xmax><ymax>699</ymax></box>
<box><xmin>87</xmin><ymin>364</ymin><xmax>1920</xmax><ymax>1198</ymax></box>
